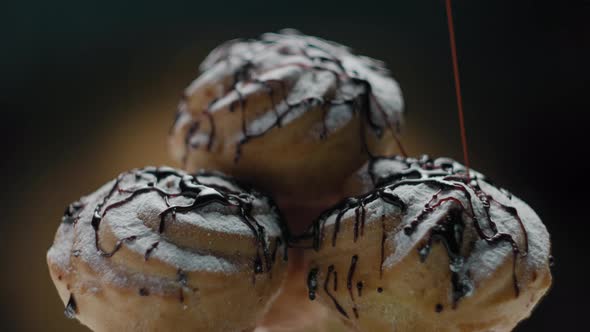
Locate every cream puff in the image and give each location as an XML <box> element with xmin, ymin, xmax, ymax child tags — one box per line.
<box><xmin>169</xmin><ymin>29</ymin><xmax>405</xmax><ymax>207</ymax></box>
<box><xmin>302</xmin><ymin>156</ymin><xmax>552</xmax><ymax>331</ymax></box>
<box><xmin>47</xmin><ymin>167</ymin><xmax>288</xmax><ymax>332</ymax></box>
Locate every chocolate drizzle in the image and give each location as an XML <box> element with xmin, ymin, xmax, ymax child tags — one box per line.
<box><xmin>346</xmin><ymin>255</ymin><xmax>358</xmax><ymax>301</ymax></box>
<box><xmin>345</xmin><ymin>255</ymin><xmax>360</xmax><ymax>318</ymax></box>
<box><xmin>370</xmin><ymin>156</ymin><xmax>529</xmax><ymax>303</ymax></box>
<box><xmin>174</xmin><ymin>29</ymin><xmax>406</xmax><ymax>166</ymax></box>
<box><xmin>305</xmin><ymin>155</ymin><xmax>531</xmax><ymax>315</ymax></box>
<box><xmin>324</xmin><ymin>265</ymin><xmax>348</xmax><ymax>318</ymax></box>
<box><xmin>144</xmin><ymin>241</ymin><xmax>159</xmax><ymax>261</ymax></box>
<box><xmin>62</xmin><ymin>167</ymin><xmax>287</xmax><ymax>279</ymax></box>
<box><xmin>307</xmin><ymin>186</ymin><xmax>405</xmax><ymax>253</ymax></box>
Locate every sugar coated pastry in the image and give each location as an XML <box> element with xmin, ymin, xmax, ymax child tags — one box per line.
<box><xmin>47</xmin><ymin>167</ymin><xmax>288</xmax><ymax>332</ymax></box>
<box><xmin>302</xmin><ymin>156</ymin><xmax>552</xmax><ymax>331</ymax></box>
<box><xmin>169</xmin><ymin>29</ymin><xmax>405</xmax><ymax>202</ymax></box>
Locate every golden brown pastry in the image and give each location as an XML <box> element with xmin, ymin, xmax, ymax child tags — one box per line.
<box><xmin>302</xmin><ymin>156</ymin><xmax>552</xmax><ymax>331</ymax></box>
<box><xmin>47</xmin><ymin>167</ymin><xmax>288</xmax><ymax>332</ymax></box>
<box><xmin>169</xmin><ymin>29</ymin><xmax>405</xmax><ymax>207</ymax></box>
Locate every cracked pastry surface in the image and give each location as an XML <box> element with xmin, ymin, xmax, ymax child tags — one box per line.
<box><xmin>302</xmin><ymin>156</ymin><xmax>552</xmax><ymax>331</ymax></box>
<box><xmin>169</xmin><ymin>29</ymin><xmax>404</xmax><ymax>202</ymax></box>
<box><xmin>47</xmin><ymin>167</ymin><xmax>288</xmax><ymax>332</ymax></box>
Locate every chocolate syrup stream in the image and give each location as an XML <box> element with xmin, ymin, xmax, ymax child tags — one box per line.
<box><xmin>445</xmin><ymin>0</ymin><xmax>471</xmax><ymax>176</ymax></box>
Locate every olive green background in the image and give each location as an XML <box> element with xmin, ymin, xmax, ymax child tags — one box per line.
<box><xmin>1</xmin><ymin>0</ymin><xmax>588</xmax><ymax>331</ymax></box>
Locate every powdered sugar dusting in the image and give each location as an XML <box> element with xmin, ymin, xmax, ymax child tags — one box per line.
<box><xmin>48</xmin><ymin>167</ymin><xmax>286</xmax><ymax>289</ymax></box>
<box><xmin>173</xmin><ymin>29</ymin><xmax>404</xmax><ymax>161</ymax></box>
<box><xmin>314</xmin><ymin>156</ymin><xmax>550</xmax><ymax>304</ymax></box>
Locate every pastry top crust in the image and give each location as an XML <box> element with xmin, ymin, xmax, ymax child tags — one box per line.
<box><xmin>49</xmin><ymin>167</ymin><xmax>287</xmax><ymax>290</ymax></box>
<box><xmin>170</xmin><ymin>29</ymin><xmax>404</xmax><ymax>164</ymax></box>
<box><xmin>307</xmin><ymin>155</ymin><xmax>551</xmax><ymax>308</ymax></box>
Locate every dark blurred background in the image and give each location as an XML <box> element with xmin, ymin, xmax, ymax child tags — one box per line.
<box><xmin>1</xmin><ymin>0</ymin><xmax>588</xmax><ymax>331</ymax></box>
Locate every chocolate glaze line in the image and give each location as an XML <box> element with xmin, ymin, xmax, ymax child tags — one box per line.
<box><xmin>324</xmin><ymin>265</ymin><xmax>349</xmax><ymax>318</ymax></box>
<box><xmin>362</xmin><ymin>81</ymin><xmax>406</xmax><ymax>156</ymax></box>
<box><xmin>346</xmin><ymin>255</ymin><xmax>358</xmax><ymax>301</ymax></box>
<box><xmin>332</xmin><ymin>200</ymin><xmax>353</xmax><ymax>247</ymax></box>
<box><xmin>99</xmin><ymin>236</ymin><xmax>137</xmax><ymax>258</ymax></box>
<box><xmin>347</xmin><ymin>255</ymin><xmax>360</xmax><ymax>319</ymax></box>
<box><xmin>144</xmin><ymin>241</ymin><xmax>159</xmax><ymax>261</ymax></box>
